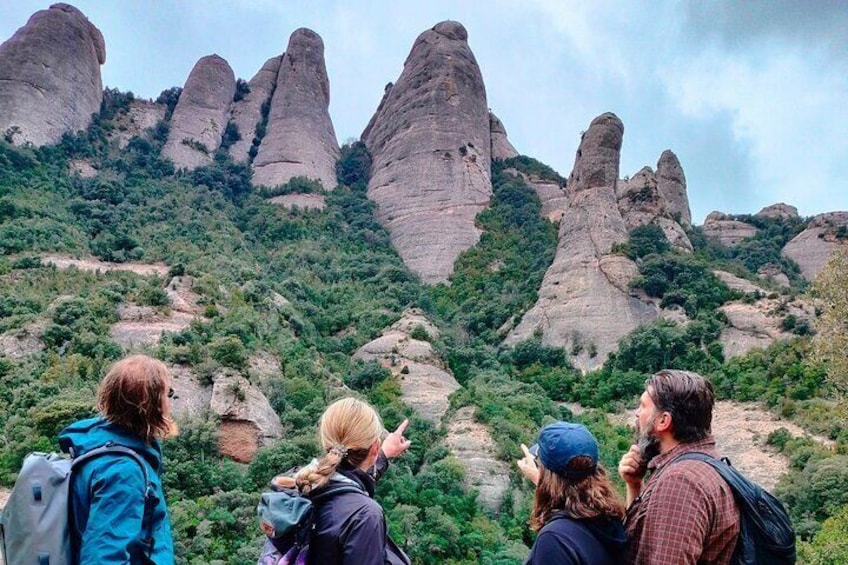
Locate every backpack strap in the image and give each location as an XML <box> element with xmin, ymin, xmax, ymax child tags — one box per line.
<box><xmin>308</xmin><ymin>483</ymin><xmax>366</xmax><ymax>505</ymax></box>
<box><xmin>70</xmin><ymin>442</ymin><xmax>157</xmax><ymax>558</ymax></box>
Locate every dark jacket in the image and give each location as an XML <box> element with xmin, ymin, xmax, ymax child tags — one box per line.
<box><xmin>525</xmin><ymin>514</ymin><xmax>626</xmax><ymax>565</ymax></box>
<box><xmin>307</xmin><ymin>454</ymin><xmax>410</xmax><ymax>565</ymax></box>
<box><xmin>58</xmin><ymin>417</ymin><xmax>175</xmax><ymax>565</ymax></box>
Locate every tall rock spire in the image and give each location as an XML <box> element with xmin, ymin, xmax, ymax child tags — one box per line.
<box><xmin>0</xmin><ymin>3</ymin><xmax>105</xmax><ymax>146</ymax></box>
<box><xmin>361</xmin><ymin>21</ymin><xmax>492</xmax><ymax>285</ymax></box>
<box><xmin>162</xmin><ymin>54</ymin><xmax>236</xmax><ymax>170</ymax></box>
<box><xmin>656</xmin><ymin>149</ymin><xmax>692</xmax><ymax>228</ymax></box>
<box><xmin>228</xmin><ymin>55</ymin><xmax>282</xmax><ymax>163</ymax></box>
<box><xmin>506</xmin><ymin>113</ymin><xmax>655</xmax><ymax>370</ymax></box>
<box><xmin>252</xmin><ymin>28</ymin><xmax>340</xmax><ymax>190</ymax></box>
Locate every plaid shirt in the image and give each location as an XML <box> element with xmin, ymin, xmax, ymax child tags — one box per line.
<box><xmin>625</xmin><ymin>437</ymin><xmax>740</xmax><ymax>565</ymax></box>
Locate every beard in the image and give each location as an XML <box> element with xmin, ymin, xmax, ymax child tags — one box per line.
<box><xmin>635</xmin><ymin>414</ymin><xmax>661</xmax><ymax>471</ymax></box>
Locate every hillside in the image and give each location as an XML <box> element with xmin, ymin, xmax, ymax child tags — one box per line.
<box><xmin>2</xmin><ymin>5</ymin><xmax>848</xmax><ymax>564</ymax></box>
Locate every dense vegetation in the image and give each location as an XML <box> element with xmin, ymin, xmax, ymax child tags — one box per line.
<box><xmin>0</xmin><ymin>90</ymin><xmax>845</xmax><ymax>562</ymax></box>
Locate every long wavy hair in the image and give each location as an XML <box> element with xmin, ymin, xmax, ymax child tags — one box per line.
<box><xmin>294</xmin><ymin>397</ymin><xmax>383</xmax><ymax>494</ymax></box>
<box><xmin>97</xmin><ymin>354</ymin><xmax>172</xmax><ymax>444</ymax></box>
<box><xmin>530</xmin><ymin>456</ymin><xmax>625</xmax><ymax>531</ymax></box>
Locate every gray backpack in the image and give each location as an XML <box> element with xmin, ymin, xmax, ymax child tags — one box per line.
<box><xmin>0</xmin><ymin>443</ymin><xmax>155</xmax><ymax>565</ymax></box>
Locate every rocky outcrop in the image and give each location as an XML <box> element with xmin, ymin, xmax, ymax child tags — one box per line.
<box><xmin>253</xmin><ymin>29</ymin><xmax>339</xmax><ymax>190</ymax></box>
<box><xmin>444</xmin><ymin>406</ymin><xmax>510</xmax><ymax>511</ymax></box>
<box><xmin>502</xmin><ymin>168</ymin><xmax>567</xmax><ymax>223</ymax></box>
<box><xmin>107</xmin><ymin>100</ymin><xmax>166</xmax><ymax>149</ymax></box>
<box><xmin>362</xmin><ymin>21</ymin><xmax>492</xmax><ymax>284</ymax></box>
<box><xmin>490</xmin><ymin>111</ymin><xmax>518</xmax><ymax>160</ymax></box>
<box><xmin>228</xmin><ymin>55</ymin><xmax>281</xmax><ymax>163</ymax></box>
<box><xmin>353</xmin><ymin>309</ymin><xmax>457</xmax><ymax>424</ymax></box>
<box><xmin>162</xmin><ymin>54</ymin><xmax>235</xmax><ymax>170</ymax></box>
<box><xmin>505</xmin><ymin>113</ymin><xmax>656</xmax><ymax>371</ymax></box>
<box><xmin>757</xmin><ymin>263</ymin><xmax>791</xmax><ymax>288</ymax></box>
<box><xmin>0</xmin><ymin>3</ymin><xmax>105</xmax><ymax>146</ymax></box>
<box><xmin>702</xmin><ymin>212</ymin><xmax>758</xmax><ymax>247</ymax></box>
<box><xmin>757</xmin><ymin>203</ymin><xmax>799</xmax><ymax>220</ymax></box>
<box><xmin>210</xmin><ymin>374</ymin><xmax>284</xmax><ymax>463</ymax></box>
<box><xmin>267</xmin><ymin>193</ymin><xmax>326</xmax><ymax>211</ymax></box>
<box><xmin>712</xmin><ymin>270</ymin><xmax>767</xmax><ymax>295</ymax></box>
<box><xmin>616</xmin><ymin>166</ymin><xmax>692</xmax><ymax>252</ymax></box>
<box><xmin>782</xmin><ymin>212</ymin><xmax>848</xmax><ymax>280</ymax></box>
<box><xmin>719</xmin><ymin>296</ymin><xmax>814</xmax><ymax>358</ymax></box>
<box><xmin>656</xmin><ymin>150</ymin><xmax>691</xmax><ymax>227</ymax></box>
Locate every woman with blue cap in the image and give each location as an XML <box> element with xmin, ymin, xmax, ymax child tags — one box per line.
<box><xmin>517</xmin><ymin>421</ymin><xmax>627</xmax><ymax>565</ymax></box>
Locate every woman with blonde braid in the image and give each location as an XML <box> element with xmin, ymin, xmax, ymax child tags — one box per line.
<box><xmin>271</xmin><ymin>397</ymin><xmax>412</xmax><ymax>565</ymax></box>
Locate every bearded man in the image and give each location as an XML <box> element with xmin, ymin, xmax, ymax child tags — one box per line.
<box><xmin>618</xmin><ymin>369</ymin><xmax>740</xmax><ymax>565</ymax></box>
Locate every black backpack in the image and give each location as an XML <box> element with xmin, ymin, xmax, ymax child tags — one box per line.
<box><xmin>674</xmin><ymin>452</ymin><xmax>796</xmax><ymax>565</ymax></box>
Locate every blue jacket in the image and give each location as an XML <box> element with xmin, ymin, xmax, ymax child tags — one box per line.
<box><xmin>58</xmin><ymin>417</ymin><xmax>175</xmax><ymax>565</ymax></box>
<box><xmin>525</xmin><ymin>514</ymin><xmax>626</xmax><ymax>565</ymax></box>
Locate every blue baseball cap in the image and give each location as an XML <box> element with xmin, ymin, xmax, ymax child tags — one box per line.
<box><xmin>529</xmin><ymin>422</ymin><xmax>599</xmax><ymax>479</ymax></box>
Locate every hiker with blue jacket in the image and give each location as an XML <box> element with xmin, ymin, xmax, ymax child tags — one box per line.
<box><xmin>263</xmin><ymin>397</ymin><xmax>412</xmax><ymax>565</ymax></box>
<box><xmin>516</xmin><ymin>421</ymin><xmax>627</xmax><ymax>565</ymax></box>
<box><xmin>58</xmin><ymin>354</ymin><xmax>177</xmax><ymax>565</ymax></box>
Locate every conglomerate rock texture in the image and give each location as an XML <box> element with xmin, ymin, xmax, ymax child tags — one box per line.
<box><xmin>162</xmin><ymin>54</ymin><xmax>235</xmax><ymax>170</ymax></box>
<box><xmin>228</xmin><ymin>55</ymin><xmax>282</xmax><ymax>163</ymax></box>
<box><xmin>505</xmin><ymin>113</ymin><xmax>656</xmax><ymax>371</ymax></box>
<box><xmin>362</xmin><ymin>21</ymin><xmax>492</xmax><ymax>284</ymax></box>
<box><xmin>252</xmin><ymin>29</ymin><xmax>340</xmax><ymax>190</ymax></box>
<box><xmin>489</xmin><ymin>111</ymin><xmax>519</xmax><ymax>160</ymax></box>
<box><xmin>0</xmin><ymin>3</ymin><xmax>105</xmax><ymax>146</ymax></box>
<box><xmin>782</xmin><ymin>212</ymin><xmax>848</xmax><ymax>280</ymax></box>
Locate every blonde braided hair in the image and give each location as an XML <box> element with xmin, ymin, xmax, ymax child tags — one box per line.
<box><xmin>295</xmin><ymin>397</ymin><xmax>383</xmax><ymax>494</ymax></box>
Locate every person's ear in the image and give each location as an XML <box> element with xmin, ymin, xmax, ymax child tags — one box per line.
<box><xmin>370</xmin><ymin>440</ymin><xmax>381</xmax><ymax>458</ymax></box>
<box><xmin>654</xmin><ymin>411</ymin><xmax>672</xmax><ymax>433</ymax></box>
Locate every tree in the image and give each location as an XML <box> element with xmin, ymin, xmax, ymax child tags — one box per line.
<box><xmin>812</xmin><ymin>245</ymin><xmax>848</xmax><ymax>403</ymax></box>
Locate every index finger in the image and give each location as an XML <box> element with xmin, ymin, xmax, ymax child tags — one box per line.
<box><xmin>520</xmin><ymin>443</ymin><xmax>532</xmax><ymax>458</ymax></box>
<box><xmin>394</xmin><ymin>419</ymin><xmax>410</xmax><ymax>436</ymax></box>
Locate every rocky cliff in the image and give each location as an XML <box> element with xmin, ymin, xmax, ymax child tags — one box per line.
<box><xmin>656</xmin><ymin>150</ymin><xmax>691</xmax><ymax>228</ymax></box>
<box><xmin>505</xmin><ymin>113</ymin><xmax>656</xmax><ymax>370</ymax></box>
<box><xmin>228</xmin><ymin>55</ymin><xmax>282</xmax><ymax>163</ymax></box>
<box><xmin>702</xmin><ymin>211</ymin><xmax>758</xmax><ymax>247</ymax></box>
<box><xmin>0</xmin><ymin>3</ymin><xmax>105</xmax><ymax>146</ymax></box>
<box><xmin>782</xmin><ymin>212</ymin><xmax>848</xmax><ymax>280</ymax></box>
<box><xmin>162</xmin><ymin>54</ymin><xmax>235</xmax><ymax>170</ymax></box>
<box><xmin>489</xmin><ymin>111</ymin><xmax>518</xmax><ymax>160</ymax></box>
<box><xmin>362</xmin><ymin>21</ymin><xmax>492</xmax><ymax>284</ymax></box>
<box><xmin>252</xmin><ymin>29</ymin><xmax>340</xmax><ymax>190</ymax></box>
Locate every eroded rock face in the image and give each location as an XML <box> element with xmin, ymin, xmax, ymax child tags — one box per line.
<box><xmin>506</xmin><ymin>113</ymin><xmax>656</xmax><ymax>370</ymax></box>
<box><xmin>703</xmin><ymin>211</ymin><xmax>758</xmax><ymax>247</ymax></box>
<box><xmin>616</xmin><ymin>166</ymin><xmax>692</xmax><ymax>252</ymax></box>
<box><xmin>490</xmin><ymin>111</ymin><xmax>518</xmax><ymax>160</ymax></box>
<box><xmin>354</xmin><ymin>310</ymin><xmax>457</xmax><ymax>424</ymax></box>
<box><xmin>162</xmin><ymin>54</ymin><xmax>235</xmax><ymax>170</ymax></box>
<box><xmin>503</xmin><ymin>168</ymin><xmax>567</xmax><ymax>223</ymax></box>
<box><xmin>253</xmin><ymin>29</ymin><xmax>340</xmax><ymax>190</ymax></box>
<box><xmin>757</xmin><ymin>203</ymin><xmax>799</xmax><ymax>220</ymax></box>
<box><xmin>656</xmin><ymin>150</ymin><xmax>691</xmax><ymax>227</ymax></box>
<box><xmin>362</xmin><ymin>21</ymin><xmax>492</xmax><ymax>284</ymax></box>
<box><xmin>782</xmin><ymin>212</ymin><xmax>848</xmax><ymax>280</ymax></box>
<box><xmin>0</xmin><ymin>3</ymin><xmax>105</xmax><ymax>146</ymax></box>
<box><xmin>718</xmin><ymin>296</ymin><xmax>814</xmax><ymax>358</ymax></box>
<box><xmin>107</xmin><ymin>100</ymin><xmax>166</xmax><ymax>150</ymax></box>
<box><xmin>210</xmin><ymin>374</ymin><xmax>284</xmax><ymax>462</ymax></box>
<box><xmin>444</xmin><ymin>406</ymin><xmax>510</xmax><ymax>511</ymax></box>
<box><xmin>228</xmin><ymin>55</ymin><xmax>282</xmax><ymax>163</ymax></box>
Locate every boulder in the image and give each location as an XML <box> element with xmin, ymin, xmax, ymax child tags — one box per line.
<box><xmin>443</xmin><ymin>406</ymin><xmax>510</xmax><ymax>511</ymax></box>
<box><xmin>0</xmin><ymin>3</ymin><xmax>105</xmax><ymax>146</ymax></box>
<box><xmin>489</xmin><ymin>111</ymin><xmax>518</xmax><ymax>160</ymax></box>
<box><xmin>162</xmin><ymin>54</ymin><xmax>236</xmax><ymax>170</ymax></box>
<box><xmin>712</xmin><ymin>270</ymin><xmax>767</xmax><ymax>295</ymax></box>
<box><xmin>506</xmin><ymin>113</ymin><xmax>656</xmax><ymax>371</ymax></box>
<box><xmin>702</xmin><ymin>211</ymin><xmax>758</xmax><ymax>247</ymax></box>
<box><xmin>616</xmin><ymin>166</ymin><xmax>692</xmax><ymax>252</ymax></box>
<box><xmin>756</xmin><ymin>203</ymin><xmax>799</xmax><ymax>220</ymax></box>
<box><xmin>757</xmin><ymin>263</ymin><xmax>791</xmax><ymax>288</ymax></box>
<box><xmin>228</xmin><ymin>55</ymin><xmax>282</xmax><ymax>163</ymax></box>
<box><xmin>656</xmin><ymin>150</ymin><xmax>691</xmax><ymax>227</ymax></box>
<box><xmin>782</xmin><ymin>212</ymin><xmax>848</xmax><ymax>280</ymax></box>
<box><xmin>210</xmin><ymin>374</ymin><xmax>284</xmax><ymax>463</ymax></box>
<box><xmin>253</xmin><ymin>29</ymin><xmax>340</xmax><ymax>190</ymax></box>
<box><xmin>361</xmin><ymin>21</ymin><xmax>492</xmax><ymax>284</ymax></box>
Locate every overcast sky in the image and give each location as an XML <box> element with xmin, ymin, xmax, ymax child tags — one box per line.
<box><xmin>3</xmin><ymin>1</ymin><xmax>846</xmax><ymax>224</ymax></box>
